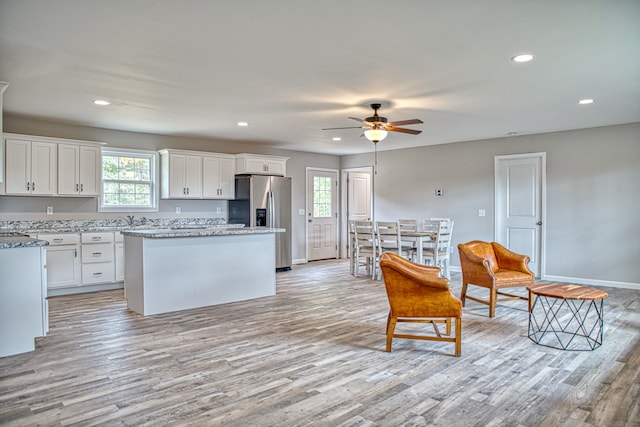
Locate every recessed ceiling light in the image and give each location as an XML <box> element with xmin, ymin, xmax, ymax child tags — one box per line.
<box><xmin>93</xmin><ymin>99</ymin><xmax>110</xmax><ymax>106</ymax></box>
<box><xmin>332</xmin><ymin>137</ymin><xmax>341</xmax><ymax>141</ymax></box>
<box><xmin>511</xmin><ymin>53</ymin><xmax>534</xmax><ymax>63</ymax></box>
<box><xmin>237</xmin><ymin>121</ymin><xmax>249</xmax><ymax>127</ymax></box>
<box><xmin>578</xmin><ymin>99</ymin><xmax>594</xmax><ymax>105</ymax></box>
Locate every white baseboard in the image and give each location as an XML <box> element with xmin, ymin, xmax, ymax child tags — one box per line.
<box><xmin>542</xmin><ymin>275</ymin><xmax>640</xmax><ymax>291</ymax></box>
<box><xmin>292</xmin><ymin>258</ymin><xmax>307</xmax><ymax>265</ymax></box>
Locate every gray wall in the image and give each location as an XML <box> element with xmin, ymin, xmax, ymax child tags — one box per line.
<box><xmin>1</xmin><ymin>113</ymin><xmax>340</xmax><ymax>263</ymax></box>
<box><xmin>3</xmin><ymin>114</ymin><xmax>639</xmax><ymax>286</ymax></box>
<box><xmin>342</xmin><ymin>122</ymin><xmax>640</xmax><ymax>286</ymax></box>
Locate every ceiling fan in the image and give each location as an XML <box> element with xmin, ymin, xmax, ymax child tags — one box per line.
<box><xmin>323</xmin><ymin>103</ymin><xmax>423</xmax><ymax>143</ymax></box>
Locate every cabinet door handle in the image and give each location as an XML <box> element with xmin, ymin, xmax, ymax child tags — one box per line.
<box><xmin>80</xmin><ymin>183</ymin><xmax>84</xmax><ymax>192</ymax></box>
<box><xmin>53</xmin><ymin>238</ymin><xmax>63</xmax><ymax>243</ymax></box>
<box><xmin>92</xmin><ymin>252</ymin><xmax>102</xmax><ymax>257</ymax></box>
<box><xmin>92</xmin><ymin>236</ymin><xmax>102</xmax><ymax>241</ymax></box>
<box><xmin>74</xmin><ymin>249</ymin><xmax>78</xmax><ymax>257</ymax></box>
<box><xmin>32</xmin><ymin>182</ymin><xmax>35</xmax><ymax>191</ymax></box>
<box><xmin>27</xmin><ymin>182</ymin><xmax>31</xmax><ymax>191</ymax></box>
<box><xmin>76</xmin><ymin>183</ymin><xmax>79</xmax><ymax>192</ymax></box>
<box><xmin>93</xmin><ymin>272</ymin><xmax>103</xmax><ymax>277</ymax></box>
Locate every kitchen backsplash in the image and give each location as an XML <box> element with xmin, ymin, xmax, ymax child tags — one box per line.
<box><xmin>0</xmin><ymin>217</ymin><xmax>227</xmax><ymax>231</ymax></box>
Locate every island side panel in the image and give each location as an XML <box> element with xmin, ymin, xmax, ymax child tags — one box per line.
<box><xmin>133</xmin><ymin>233</ymin><xmax>276</xmax><ymax>315</ymax></box>
<box><xmin>123</xmin><ymin>235</ymin><xmax>145</xmax><ymax>314</ymax></box>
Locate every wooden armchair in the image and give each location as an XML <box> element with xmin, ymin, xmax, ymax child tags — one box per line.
<box><xmin>458</xmin><ymin>240</ymin><xmax>534</xmax><ymax>318</ymax></box>
<box><xmin>379</xmin><ymin>252</ymin><xmax>462</xmax><ymax>356</ymax></box>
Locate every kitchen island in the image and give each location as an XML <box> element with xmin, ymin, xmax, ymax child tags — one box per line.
<box><xmin>121</xmin><ymin>227</ymin><xmax>284</xmax><ymax>316</ymax></box>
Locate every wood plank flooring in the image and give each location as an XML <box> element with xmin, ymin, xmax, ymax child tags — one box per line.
<box><xmin>1</xmin><ymin>260</ymin><xmax>639</xmax><ymax>426</ymax></box>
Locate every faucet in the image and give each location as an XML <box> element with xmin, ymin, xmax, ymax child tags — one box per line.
<box><xmin>125</xmin><ymin>215</ymin><xmax>135</xmax><ymax>226</ymax></box>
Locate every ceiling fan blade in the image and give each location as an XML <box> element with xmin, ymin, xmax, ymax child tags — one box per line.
<box><xmin>322</xmin><ymin>126</ymin><xmax>365</xmax><ymax>130</ymax></box>
<box><xmin>386</xmin><ymin>126</ymin><xmax>423</xmax><ymax>135</ymax></box>
<box><xmin>387</xmin><ymin>119</ymin><xmax>423</xmax><ymax>126</ymax></box>
<box><xmin>348</xmin><ymin>117</ymin><xmax>365</xmax><ymax>123</ymax></box>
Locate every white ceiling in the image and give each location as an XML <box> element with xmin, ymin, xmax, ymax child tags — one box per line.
<box><xmin>1</xmin><ymin>0</ymin><xmax>639</xmax><ymax>155</ymax></box>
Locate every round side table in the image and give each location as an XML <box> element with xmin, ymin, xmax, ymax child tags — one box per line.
<box><xmin>527</xmin><ymin>283</ymin><xmax>608</xmax><ymax>351</ymax></box>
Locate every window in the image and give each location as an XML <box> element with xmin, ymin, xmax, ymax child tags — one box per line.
<box><xmin>313</xmin><ymin>176</ymin><xmax>332</xmax><ymax>218</ymax></box>
<box><xmin>99</xmin><ymin>148</ymin><xmax>159</xmax><ymax>212</ymax></box>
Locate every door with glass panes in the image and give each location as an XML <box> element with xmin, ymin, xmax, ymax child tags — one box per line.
<box><xmin>307</xmin><ymin>169</ymin><xmax>338</xmax><ymax>261</ymax></box>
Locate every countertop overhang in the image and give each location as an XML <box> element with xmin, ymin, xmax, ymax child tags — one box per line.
<box><xmin>0</xmin><ymin>233</ymin><xmax>49</xmax><ymax>249</ymax></box>
<box><xmin>121</xmin><ymin>227</ymin><xmax>285</xmax><ymax>238</ymax></box>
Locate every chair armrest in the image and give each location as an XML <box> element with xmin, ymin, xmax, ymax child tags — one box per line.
<box><xmin>492</xmin><ymin>242</ymin><xmax>533</xmax><ymax>275</ymax></box>
<box><xmin>458</xmin><ymin>244</ymin><xmax>496</xmax><ymax>278</ymax></box>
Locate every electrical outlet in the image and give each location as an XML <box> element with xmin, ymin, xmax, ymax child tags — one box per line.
<box><xmin>478</xmin><ymin>209</ymin><xmax>486</xmax><ymax>217</ymax></box>
<box><xmin>46</xmin><ymin>206</ymin><xmax>53</xmax><ymax>215</ymax></box>
<box><xmin>216</xmin><ymin>207</ymin><xmax>221</xmax><ymax>214</ymax></box>
<box><xmin>176</xmin><ymin>207</ymin><xmax>181</xmax><ymax>214</ymax></box>
<box><xmin>435</xmin><ymin>188</ymin><xmax>443</xmax><ymax>196</ymax></box>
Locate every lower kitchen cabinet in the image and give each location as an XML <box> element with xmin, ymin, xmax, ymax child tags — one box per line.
<box><xmin>81</xmin><ymin>232</ymin><xmax>115</xmax><ymax>285</ymax></box>
<box><xmin>37</xmin><ymin>234</ymin><xmax>82</xmax><ymax>289</ymax></box>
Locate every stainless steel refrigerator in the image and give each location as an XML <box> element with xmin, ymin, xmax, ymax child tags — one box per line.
<box><xmin>228</xmin><ymin>175</ymin><xmax>292</xmax><ymax>271</ymax></box>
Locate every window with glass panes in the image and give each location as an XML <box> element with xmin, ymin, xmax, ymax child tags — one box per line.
<box><xmin>313</xmin><ymin>176</ymin><xmax>332</xmax><ymax>218</ymax></box>
<box><xmin>100</xmin><ymin>150</ymin><xmax>157</xmax><ymax>211</ymax></box>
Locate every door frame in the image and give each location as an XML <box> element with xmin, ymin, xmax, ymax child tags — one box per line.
<box><xmin>340</xmin><ymin>166</ymin><xmax>373</xmax><ymax>259</ymax></box>
<box><xmin>494</xmin><ymin>152</ymin><xmax>546</xmax><ymax>278</ymax></box>
<box><xmin>306</xmin><ymin>167</ymin><xmax>340</xmax><ymax>262</ymax></box>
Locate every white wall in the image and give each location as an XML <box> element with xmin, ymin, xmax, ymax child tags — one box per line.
<box><xmin>341</xmin><ymin>122</ymin><xmax>640</xmax><ymax>287</ymax></box>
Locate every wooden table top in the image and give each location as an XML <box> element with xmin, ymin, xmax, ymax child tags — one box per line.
<box><xmin>527</xmin><ymin>283</ymin><xmax>608</xmax><ymax>300</ymax></box>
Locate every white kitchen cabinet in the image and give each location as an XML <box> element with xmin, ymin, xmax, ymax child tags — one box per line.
<box><xmin>58</xmin><ymin>143</ymin><xmax>101</xmax><ymax>196</ymax></box>
<box><xmin>202</xmin><ymin>154</ymin><xmax>235</xmax><ymax>199</ymax></box>
<box><xmin>81</xmin><ymin>232</ymin><xmax>115</xmax><ymax>284</ymax></box>
<box><xmin>37</xmin><ymin>234</ymin><xmax>82</xmax><ymax>289</ymax></box>
<box><xmin>159</xmin><ymin>150</ymin><xmax>203</xmax><ymax>199</ymax></box>
<box><xmin>5</xmin><ymin>138</ymin><xmax>57</xmax><ymax>195</ymax></box>
<box><xmin>115</xmin><ymin>232</ymin><xmax>124</xmax><ymax>282</ymax></box>
<box><xmin>235</xmin><ymin>153</ymin><xmax>288</xmax><ymax>176</ymax></box>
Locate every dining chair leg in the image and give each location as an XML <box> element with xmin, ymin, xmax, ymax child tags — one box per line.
<box><xmin>454</xmin><ymin>318</ymin><xmax>462</xmax><ymax>357</ymax></box>
<box><xmin>460</xmin><ymin>283</ymin><xmax>468</xmax><ymax>306</ymax></box>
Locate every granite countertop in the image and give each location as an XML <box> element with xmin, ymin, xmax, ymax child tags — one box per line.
<box><xmin>0</xmin><ymin>232</ymin><xmax>49</xmax><ymax>249</ymax></box>
<box><xmin>121</xmin><ymin>227</ymin><xmax>285</xmax><ymax>238</ymax></box>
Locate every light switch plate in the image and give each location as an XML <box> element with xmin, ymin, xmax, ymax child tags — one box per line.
<box><xmin>298</xmin><ymin>208</ymin><xmax>305</xmax><ymax>215</ymax></box>
<box><xmin>478</xmin><ymin>209</ymin><xmax>486</xmax><ymax>217</ymax></box>
<box><xmin>176</xmin><ymin>207</ymin><xmax>181</xmax><ymax>214</ymax></box>
<box><xmin>46</xmin><ymin>206</ymin><xmax>53</xmax><ymax>215</ymax></box>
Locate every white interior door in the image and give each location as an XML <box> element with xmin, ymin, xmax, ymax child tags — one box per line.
<box><xmin>347</xmin><ymin>171</ymin><xmax>372</xmax><ymax>222</ymax></box>
<box><xmin>495</xmin><ymin>153</ymin><xmax>545</xmax><ymax>277</ymax></box>
<box><xmin>340</xmin><ymin>168</ymin><xmax>372</xmax><ymax>259</ymax></box>
<box><xmin>307</xmin><ymin>169</ymin><xmax>338</xmax><ymax>261</ymax></box>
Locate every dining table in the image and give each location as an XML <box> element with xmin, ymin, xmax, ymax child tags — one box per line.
<box><xmin>398</xmin><ymin>230</ymin><xmax>437</xmax><ymax>264</ymax></box>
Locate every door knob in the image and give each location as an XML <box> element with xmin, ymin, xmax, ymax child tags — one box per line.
<box><xmin>536</xmin><ymin>221</ymin><xmax>542</xmax><ymax>225</ymax></box>
<box><xmin>308</xmin><ymin>219</ymin><xmax>312</xmax><ymax>223</ymax></box>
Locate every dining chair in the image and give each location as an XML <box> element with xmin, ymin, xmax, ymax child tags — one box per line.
<box><xmin>422</xmin><ymin>220</ymin><xmax>454</xmax><ymax>279</ymax></box>
<box><xmin>348</xmin><ymin>220</ymin><xmax>356</xmax><ymax>275</ymax></box>
<box><xmin>398</xmin><ymin>219</ymin><xmax>418</xmax><ymax>259</ymax></box>
<box><xmin>353</xmin><ymin>220</ymin><xmax>377</xmax><ymax>279</ymax></box>
<box><xmin>376</xmin><ymin>221</ymin><xmax>417</xmax><ymax>264</ymax></box>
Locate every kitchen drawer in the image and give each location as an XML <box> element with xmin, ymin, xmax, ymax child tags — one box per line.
<box><xmin>81</xmin><ymin>243</ymin><xmax>114</xmax><ymax>263</ymax></box>
<box><xmin>81</xmin><ymin>232</ymin><xmax>114</xmax><ymax>244</ymax></box>
<box><xmin>82</xmin><ymin>262</ymin><xmax>115</xmax><ymax>284</ymax></box>
<box><xmin>37</xmin><ymin>233</ymin><xmax>80</xmax><ymax>246</ymax></box>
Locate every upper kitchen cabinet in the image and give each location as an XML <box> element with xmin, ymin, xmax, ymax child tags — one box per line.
<box><xmin>202</xmin><ymin>154</ymin><xmax>235</xmax><ymax>199</ymax></box>
<box><xmin>4</xmin><ymin>137</ymin><xmax>57</xmax><ymax>196</ymax></box>
<box><xmin>235</xmin><ymin>154</ymin><xmax>288</xmax><ymax>176</ymax></box>
<box><xmin>159</xmin><ymin>149</ymin><xmax>203</xmax><ymax>199</ymax></box>
<box><xmin>58</xmin><ymin>143</ymin><xmax>102</xmax><ymax>196</ymax></box>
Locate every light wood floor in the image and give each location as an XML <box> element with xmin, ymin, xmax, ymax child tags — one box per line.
<box><xmin>1</xmin><ymin>260</ymin><xmax>638</xmax><ymax>427</ymax></box>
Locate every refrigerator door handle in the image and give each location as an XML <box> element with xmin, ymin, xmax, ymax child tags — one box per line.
<box><xmin>269</xmin><ymin>191</ymin><xmax>276</xmax><ymax>227</ymax></box>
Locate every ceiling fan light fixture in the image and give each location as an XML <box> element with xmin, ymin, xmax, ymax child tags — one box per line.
<box><xmin>364</xmin><ymin>128</ymin><xmax>388</xmax><ymax>143</ymax></box>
